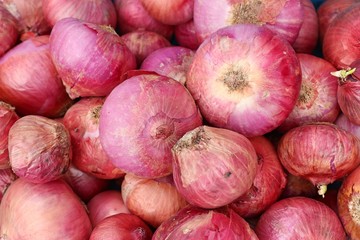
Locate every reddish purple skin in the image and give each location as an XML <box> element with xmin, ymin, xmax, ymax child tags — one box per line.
<box><xmin>0</xmin><ymin>5</ymin><xmax>18</xmax><ymax>57</ymax></box>
<box><xmin>0</xmin><ymin>168</ymin><xmax>17</xmax><ymax>202</ymax></box>
<box><xmin>335</xmin><ymin>113</ymin><xmax>360</xmax><ymax>139</ymax></box>
<box><xmin>174</xmin><ymin>19</ymin><xmax>201</xmax><ymax>50</ymax></box>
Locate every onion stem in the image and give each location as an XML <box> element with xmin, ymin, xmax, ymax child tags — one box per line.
<box><xmin>331</xmin><ymin>68</ymin><xmax>356</xmax><ymax>84</ymax></box>
<box><xmin>317</xmin><ymin>184</ymin><xmax>327</xmax><ymax>198</ymax></box>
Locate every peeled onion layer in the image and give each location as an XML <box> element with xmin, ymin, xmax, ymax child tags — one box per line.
<box><xmin>186</xmin><ymin>23</ymin><xmax>301</xmax><ymax>137</ymax></box>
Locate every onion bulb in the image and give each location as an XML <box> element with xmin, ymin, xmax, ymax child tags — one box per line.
<box><xmin>0</xmin><ymin>5</ymin><xmax>18</xmax><ymax>56</ymax></box>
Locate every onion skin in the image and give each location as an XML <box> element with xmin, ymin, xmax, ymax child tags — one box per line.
<box><xmin>99</xmin><ymin>73</ymin><xmax>203</xmax><ymax>179</ymax></box>
<box><xmin>0</xmin><ymin>178</ymin><xmax>92</xmax><ymax>240</ymax></box>
<box><xmin>121</xmin><ymin>174</ymin><xmax>188</xmax><ymax>227</ymax></box>
<box><xmin>0</xmin><ymin>5</ymin><xmax>18</xmax><ymax>57</ymax></box>
<box><xmin>335</xmin><ymin>113</ymin><xmax>360</xmax><ymax>139</ymax></box>
<box><xmin>49</xmin><ymin>17</ymin><xmax>136</xmax><ymax>99</ymax></box>
<box><xmin>229</xmin><ymin>136</ymin><xmax>287</xmax><ymax>218</ymax></box>
<box><xmin>172</xmin><ymin>125</ymin><xmax>258</xmax><ymax>209</ymax></box>
<box><xmin>42</xmin><ymin>0</ymin><xmax>117</xmax><ymax>28</ymax></box>
<box><xmin>174</xmin><ymin>19</ymin><xmax>201</xmax><ymax>50</ymax></box>
<box><xmin>89</xmin><ymin>213</ymin><xmax>153</xmax><ymax>240</ymax></box>
<box><xmin>255</xmin><ymin>197</ymin><xmax>346</xmax><ymax>239</ymax></box>
<box><xmin>186</xmin><ymin>24</ymin><xmax>301</xmax><ymax>137</ymax></box>
<box><xmin>63</xmin><ymin>97</ymin><xmax>124</xmax><ymax>179</ymax></box>
<box><xmin>0</xmin><ymin>168</ymin><xmax>17</xmax><ymax>202</ymax></box>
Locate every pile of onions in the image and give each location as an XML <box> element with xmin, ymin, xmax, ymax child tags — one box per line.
<box><xmin>49</xmin><ymin>17</ymin><xmax>136</xmax><ymax>99</ymax></box>
<box><xmin>0</xmin><ymin>168</ymin><xmax>17</xmax><ymax>202</ymax></box>
<box><xmin>99</xmin><ymin>73</ymin><xmax>202</xmax><ymax>178</ymax></box>
<box><xmin>0</xmin><ymin>5</ymin><xmax>18</xmax><ymax>57</ymax></box>
<box><xmin>174</xmin><ymin>20</ymin><xmax>201</xmax><ymax>50</ymax></box>
<box><xmin>121</xmin><ymin>173</ymin><xmax>187</xmax><ymax>227</ymax></box>
<box><xmin>255</xmin><ymin>197</ymin><xmax>346</xmax><ymax>239</ymax></box>
<box><xmin>0</xmin><ymin>35</ymin><xmax>73</xmax><ymax>118</ymax></box>
<box><xmin>0</xmin><ymin>178</ymin><xmax>92</xmax><ymax>239</ymax></box>
<box><xmin>8</xmin><ymin>115</ymin><xmax>71</xmax><ymax>183</ymax></box>
<box><xmin>186</xmin><ymin>24</ymin><xmax>301</xmax><ymax>137</ymax></box>
<box><xmin>172</xmin><ymin>125</ymin><xmax>258</xmax><ymax>209</ymax></box>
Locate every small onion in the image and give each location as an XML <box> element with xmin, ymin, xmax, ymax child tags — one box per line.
<box><xmin>49</xmin><ymin>17</ymin><xmax>136</xmax><ymax>99</ymax></box>
<box><xmin>255</xmin><ymin>197</ymin><xmax>346</xmax><ymax>239</ymax></box>
<box><xmin>0</xmin><ymin>168</ymin><xmax>17</xmax><ymax>202</ymax></box>
<box><xmin>121</xmin><ymin>174</ymin><xmax>187</xmax><ymax>227</ymax></box>
<box><xmin>335</xmin><ymin>113</ymin><xmax>360</xmax><ymax>138</ymax></box>
<box><xmin>0</xmin><ymin>5</ymin><xmax>18</xmax><ymax>57</ymax></box>
<box><xmin>174</xmin><ymin>19</ymin><xmax>201</xmax><ymax>50</ymax></box>
<box><xmin>172</xmin><ymin>125</ymin><xmax>258</xmax><ymax>209</ymax></box>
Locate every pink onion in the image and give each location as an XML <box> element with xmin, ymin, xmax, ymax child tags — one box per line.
<box><xmin>186</xmin><ymin>24</ymin><xmax>301</xmax><ymax>137</ymax></box>
<box><xmin>89</xmin><ymin>213</ymin><xmax>153</xmax><ymax>240</ymax></box>
<box><xmin>0</xmin><ymin>178</ymin><xmax>92</xmax><ymax>239</ymax></box>
<box><xmin>121</xmin><ymin>174</ymin><xmax>187</xmax><ymax>227</ymax></box>
<box><xmin>88</xmin><ymin>190</ymin><xmax>130</xmax><ymax>227</ymax></box>
<box><xmin>255</xmin><ymin>197</ymin><xmax>346</xmax><ymax>239</ymax></box>
<box><xmin>140</xmin><ymin>46</ymin><xmax>195</xmax><ymax>85</ymax></box>
<box><xmin>63</xmin><ymin>97</ymin><xmax>125</xmax><ymax>179</ymax></box>
<box><xmin>99</xmin><ymin>73</ymin><xmax>203</xmax><ymax>178</ymax></box>
<box><xmin>174</xmin><ymin>20</ymin><xmax>201</xmax><ymax>50</ymax></box>
<box><xmin>114</xmin><ymin>0</ymin><xmax>173</xmax><ymax>39</ymax></box>
<box><xmin>172</xmin><ymin>125</ymin><xmax>258</xmax><ymax>209</ymax></box>
<box><xmin>193</xmin><ymin>0</ymin><xmax>304</xmax><ymax>43</ymax></box>
<box><xmin>0</xmin><ymin>35</ymin><xmax>73</xmax><ymax>118</ymax></box>
<box><xmin>0</xmin><ymin>168</ymin><xmax>17</xmax><ymax>202</ymax></box>
<box><xmin>335</xmin><ymin>113</ymin><xmax>360</xmax><ymax>138</ymax></box>
<box><xmin>0</xmin><ymin>5</ymin><xmax>18</xmax><ymax>57</ymax></box>
<box><xmin>49</xmin><ymin>17</ymin><xmax>136</xmax><ymax>99</ymax></box>
<box><xmin>278</xmin><ymin>53</ymin><xmax>340</xmax><ymax>132</ymax></box>
<box><xmin>42</xmin><ymin>0</ymin><xmax>117</xmax><ymax>28</ymax></box>
<box><xmin>8</xmin><ymin>115</ymin><xmax>71</xmax><ymax>183</ymax></box>
<box><xmin>229</xmin><ymin>136</ymin><xmax>287</xmax><ymax>218</ymax></box>
<box><xmin>0</xmin><ymin>102</ymin><xmax>19</xmax><ymax>169</ymax></box>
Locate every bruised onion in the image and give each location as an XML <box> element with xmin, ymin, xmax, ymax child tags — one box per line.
<box><xmin>50</xmin><ymin>17</ymin><xmax>136</xmax><ymax>99</ymax></box>
<box><xmin>0</xmin><ymin>178</ymin><xmax>92</xmax><ymax>240</ymax></box>
<box><xmin>121</xmin><ymin>174</ymin><xmax>187</xmax><ymax>227</ymax></box>
<box><xmin>174</xmin><ymin>20</ymin><xmax>201</xmax><ymax>50</ymax></box>
<box><xmin>99</xmin><ymin>73</ymin><xmax>203</xmax><ymax>178</ymax></box>
<box><xmin>186</xmin><ymin>24</ymin><xmax>301</xmax><ymax>137</ymax></box>
<box><xmin>0</xmin><ymin>5</ymin><xmax>18</xmax><ymax>57</ymax></box>
<box><xmin>0</xmin><ymin>168</ymin><xmax>17</xmax><ymax>202</ymax></box>
<box><xmin>277</xmin><ymin>122</ymin><xmax>360</xmax><ymax>197</ymax></box>
<box><xmin>172</xmin><ymin>125</ymin><xmax>258</xmax><ymax>209</ymax></box>
<box><xmin>8</xmin><ymin>115</ymin><xmax>71</xmax><ymax>183</ymax></box>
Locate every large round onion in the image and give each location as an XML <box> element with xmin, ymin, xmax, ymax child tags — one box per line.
<box><xmin>0</xmin><ymin>168</ymin><xmax>17</xmax><ymax>202</ymax></box>
<box><xmin>277</xmin><ymin>122</ymin><xmax>360</xmax><ymax>197</ymax></box>
<box><xmin>0</xmin><ymin>5</ymin><xmax>18</xmax><ymax>57</ymax></box>
<box><xmin>172</xmin><ymin>125</ymin><xmax>258</xmax><ymax>209</ymax></box>
<box><xmin>99</xmin><ymin>73</ymin><xmax>203</xmax><ymax>178</ymax></box>
<box><xmin>0</xmin><ymin>35</ymin><xmax>73</xmax><ymax>118</ymax></box>
<box><xmin>0</xmin><ymin>178</ymin><xmax>92</xmax><ymax>239</ymax></box>
<box><xmin>255</xmin><ymin>197</ymin><xmax>346</xmax><ymax>239</ymax></box>
<box><xmin>186</xmin><ymin>24</ymin><xmax>301</xmax><ymax>137</ymax></box>
<box><xmin>49</xmin><ymin>17</ymin><xmax>136</xmax><ymax>99</ymax></box>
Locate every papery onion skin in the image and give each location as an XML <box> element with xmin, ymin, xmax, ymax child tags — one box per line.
<box><xmin>0</xmin><ymin>102</ymin><xmax>19</xmax><ymax>169</ymax></box>
<box><xmin>335</xmin><ymin>113</ymin><xmax>360</xmax><ymax>139</ymax></box>
<box><xmin>140</xmin><ymin>46</ymin><xmax>195</xmax><ymax>85</ymax></box>
<box><xmin>63</xmin><ymin>97</ymin><xmax>125</xmax><ymax>179</ymax></box>
<box><xmin>0</xmin><ymin>35</ymin><xmax>73</xmax><ymax>118</ymax></box>
<box><xmin>229</xmin><ymin>136</ymin><xmax>287</xmax><ymax>218</ymax></box>
<box><xmin>278</xmin><ymin>53</ymin><xmax>340</xmax><ymax>132</ymax></box>
<box><xmin>0</xmin><ymin>168</ymin><xmax>17</xmax><ymax>202</ymax></box>
<box><xmin>89</xmin><ymin>213</ymin><xmax>153</xmax><ymax>240</ymax></box>
<box><xmin>99</xmin><ymin>73</ymin><xmax>203</xmax><ymax>179</ymax></box>
<box><xmin>50</xmin><ymin>17</ymin><xmax>136</xmax><ymax>99</ymax></box>
<box><xmin>42</xmin><ymin>0</ymin><xmax>117</xmax><ymax>28</ymax></box>
<box><xmin>121</xmin><ymin>174</ymin><xmax>187</xmax><ymax>227</ymax></box>
<box><xmin>172</xmin><ymin>125</ymin><xmax>258</xmax><ymax>209</ymax></box>
<box><xmin>174</xmin><ymin>19</ymin><xmax>201</xmax><ymax>50</ymax></box>
<box><xmin>0</xmin><ymin>178</ymin><xmax>92</xmax><ymax>240</ymax></box>
<box><xmin>193</xmin><ymin>0</ymin><xmax>304</xmax><ymax>44</ymax></box>
<box><xmin>255</xmin><ymin>197</ymin><xmax>346</xmax><ymax>239</ymax></box>
<box><xmin>186</xmin><ymin>24</ymin><xmax>301</xmax><ymax>137</ymax></box>
<box><xmin>0</xmin><ymin>5</ymin><xmax>18</xmax><ymax>57</ymax></box>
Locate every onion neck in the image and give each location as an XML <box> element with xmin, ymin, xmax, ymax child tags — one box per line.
<box><xmin>317</xmin><ymin>184</ymin><xmax>327</xmax><ymax>198</ymax></box>
<box><xmin>331</xmin><ymin>68</ymin><xmax>356</xmax><ymax>85</ymax></box>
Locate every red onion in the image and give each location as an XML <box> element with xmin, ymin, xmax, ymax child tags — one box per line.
<box><xmin>277</xmin><ymin>122</ymin><xmax>360</xmax><ymax>197</ymax></box>
<box><xmin>278</xmin><ymin>53</ymin><xmax>340</xmax><ymax>132</ymax></box>
<box><xmin>280</xmin><ymin>173</ymin><xmax>317</xmax><ymax>198</ymax></box>
<box><xmin>0</xmin><ymin>178</ymin><xmax>92</xmax><ymax>239</ymax></box>
<box><xmin>49</xmin><ymin>17</ymin><xmax>136</xmax><ymax>99</ymax></box>
<box><xmin>139</xmin><ymin>0</ymin><xmax>194</xmax><ymax>25</ymax></box>
<box><xmin>63</xmin><ymin>97</ymin><xmax>125</xmax><ymax>179</ymax></box>
<box><xmin>114</xmin><ymin>0</ymin><xmax>173</xmax><ymax>38</ymax></box>
<box><xmin>121</xmin><ymin>174</ymin><xmax>187</xmax><ymax>227</ymax></box>
<box><xmin>255</xmin><ymin>196</ymin><xmax>346</xmax><ymax>239</ymax></box>
<box><xmin>315</xmin><ymin>187</ymin><xmax>339</xmax><ymax>215</ymax></box>
<box><xmin>186</xmin><ymin>24</ymin><xmax>301</xmax><ymax>137</ymax></box>
<box><xmin>0</xmin><ymin>168</ymin><xmax>17</xmax><ymax>202</ymax></box>
<box><xmin>174</xmin><ymin>19</ymin><xmax>201</xmax><ymax>50</ymax></box>
<box><xmin>338</xmin><ymin>165</ymin><xmax>360</xmax><ymax>239</ymax></box>
<box><xmin>229</xmin><ymin>136</ymin><xmax>287</xmax><ymax>218</ymax></box>
<box><xmin>0</xmin><ymin>5</ymin><xmax>18</xmax><ymax>57</ymax></box>
<box><xmin>42</xmin><ymin>0</ymin><xmax>117</xmax><ymax>28</ymax></box>
<box><xmin>0</xmin><ymin>35</ymin><xmax>73</xmax><ymax>118</ymax></box>
<box><xmin>193</xmin><ymin>0</ymin><xmax>304</xmax><ymax>43</ymax></box>
<box><xmin>0</xmin><ymin>102</ymin><xmax>19</xmax><ymax>169</ymax></box>
<box><xmin>121</xmin><ymin>30</ymin><xmax>171</xmax><ymax>66</ymax></box>
<box><xmin>88</xmin><ymin>190</ymin><xmax>130</xmax><ymax>227</ymax></box>
<box><xmin>140</xmin><ymin>46</ymin><xmax>195</xmax><ymax>85</ymax></box>
<box><xmin>153</xmin><ymin>205</ymin><xmax>258</xmax><ymax>239</ymax></box>
<box><xmin>99</xmin><ymin>73</ymin><xmax>203</xmax><ymax>178</ymax></box>
<box><xmin>90</xmin><ymin>213</ymin><xmax>153</xmax><ymax>240</ymax></box>
<box><xmin>8</xmin><ymin>115</ymin><xmax>71</xmax><ymax>183</ymax></box>
<box><xmin>335</xmin><ymin>113</ymin><xmax>360</xmax><ymax>138</ymax></box>
<box><xmin>172</xmin><ymin>125</ymin><xmax>258</xmax><ymax>209</ymax></box>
